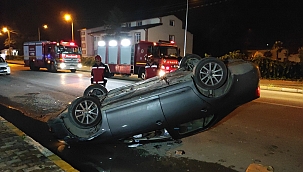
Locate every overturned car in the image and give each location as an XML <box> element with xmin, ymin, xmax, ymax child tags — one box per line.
<box><xmin>48</xmin><ymin>54</ymin><xmax>260</xmax><ymax>143</ymax></box>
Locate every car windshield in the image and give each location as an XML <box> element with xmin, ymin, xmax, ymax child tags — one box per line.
<box><xmin>57</xmin><ymin>46</ymin><xmax>81</xmax><ymax>54</ymax></box>
<box><xmin>154</xmin><ymin>46</ymin><xmax>179</xmax><ymax>58</ymax></box>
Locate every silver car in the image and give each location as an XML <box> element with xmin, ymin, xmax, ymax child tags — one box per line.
<box><xmin>48</xmin><ymin>54</ymin><xmax>260</xmax><ymax>144</ymax></box>
<box><xmin>0</xmin><ymin>57</ymin><xmax>11</xmax><ymax>75</ymax></box>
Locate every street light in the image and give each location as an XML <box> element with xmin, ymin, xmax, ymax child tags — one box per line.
<box><xmin>183</xmin><ymin>0</ymin><xmax>189</xmax><ymax>56</ymax></box>
<box><xmin>64</xmin><ymin>14</ymin><xmax>74</xmax><ymax>41</ymax></box>
<box><xmin>38</xmin><ymin>24</ymin><xmax>48</xmax><ymax>41</ymax></box>
<box><xmin>2</xmin><ymin>27</ymin><xmax>11</xmax><ymax>56</ymax></box>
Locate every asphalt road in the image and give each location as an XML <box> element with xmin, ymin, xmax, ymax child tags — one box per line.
<box><xmin>0</xmin><ymin>64</ymin><xmax>302</xmax><ymax>172</ymax></box>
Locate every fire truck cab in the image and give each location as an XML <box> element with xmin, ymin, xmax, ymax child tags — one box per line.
<box><xmin>24</xmin><ymin>41</ymin><xmax>82</xmax><ymax>73</ymax></box>
<box><xmin>97</xmin><ymin>39</ymin><xmax>180</xmax><ymax>79</ymax></box>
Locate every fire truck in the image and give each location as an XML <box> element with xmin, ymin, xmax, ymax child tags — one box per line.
<box><xmin>23</xmin><ymin>41</ymin><xmax>82</xmax><ymax>73</ymax></box>
<box><xmin>97</xmin><ymin>39</ymin><xmax>180</xmax><ymax>79</ymax></box>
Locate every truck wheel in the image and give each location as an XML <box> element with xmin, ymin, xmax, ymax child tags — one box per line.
<box><xmin>193</xmin><ymin>57</ymin><xmax>227</xmax><ymax>89</ymax></box>
<box><xmin>70</xmin><ymin>69</ymin><xmax>76</xmax><ymax>73</ymax></box>
<box><xmin>29</xmin><ymin>62</ymin><xmax>40</xmax><ymax>71</ymax></box>
<box><xmin>141</xmin><ymin>72</ymin><xmax>146</xmax><ymax>80</ymax></box>
<box><xmin>50</xmin><ymin>63</ymin><xmax>57</xmax><ymax>73</ymax></box>
<box><xmin>179</xmin><ymin>54</ymin><xmax>202</xmax><ymax>71</ymax></box>
<box><xmin>68</xmin><ymin>96</ymin><xmax>102</xmax><ymax>129</ymax></box>
<box><xmin>138</xmin><ymin>68</ymin><xmax>146</xmax><ymax>80</ymax></box>
<box><xmin>83</xmin><ymin>84</ymin><xmax>108</xmax><ymax>100</ymax></box>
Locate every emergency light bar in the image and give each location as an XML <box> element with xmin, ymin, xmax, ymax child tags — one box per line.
<box><xmin>60</xmin><ymin>41</ymin><xmax>76</xmax><ymax>46</ymax></box>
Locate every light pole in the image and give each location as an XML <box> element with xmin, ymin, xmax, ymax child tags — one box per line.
<box><xmin>2</xmin><ymin>27</ymin><xmax>11</xmax><ymax>56</ymax></box>
<box><xmin>64</xmin><ymin>14</ymin><xmax>74</xmax><ymax>41</ymax></box>
<box><xmin>183</xmin><ymin>0</ymin><xmax>189</xmax><ymax>56</ymax></box>
<box><xmin>38</xmin><ymin>24</ymin><xmax>48</xmax><ymax>41</ymax></box>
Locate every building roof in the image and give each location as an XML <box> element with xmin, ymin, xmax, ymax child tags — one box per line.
<box><xmin>87</xmin><ymin>23</ymin><xmax>163</xmax><ymax>36</ymax></box>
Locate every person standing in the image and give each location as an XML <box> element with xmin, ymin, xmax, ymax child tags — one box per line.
<box><xmin>91</xmin><ymin>55</ymin><xmax>109</xmax><ymax>86</ymax></box>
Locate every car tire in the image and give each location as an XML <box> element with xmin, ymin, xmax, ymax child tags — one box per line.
<box><xmin>83</xmin><ymin>84</ymin><xmax>108</xmax><ymax>100</ymax></box>
<box><xmin>179</xmin><ymin>54</ymin><xmax>202</xmax><ymax>71</ymax></box>
<box><xmin>193</xmin><ymin>57</ymin><xmax>227</xmax><ymax>89</ymax></box>
<box><xmin>68</xmin><ymin>96</ymin><xmax>102</xmax><ymax>129</ymax></box>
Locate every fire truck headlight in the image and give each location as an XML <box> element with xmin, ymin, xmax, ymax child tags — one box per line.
<box><xmin>109</xmin><ymin>40</ymin><xmax>117</xmax><ymax>47</ymax></box>
<box><xmin>121</xmin><ymin>39</ymin><xmax>131</xmax><ymax>46</ymax></box>
<box><xmin>77</xmin><ymin>63</ymin><xmax>82</xmax><ymax>68</ymax></box>
<box><xmin>98</xmin><ymin>41</ymin><xmax>106</xmax><ymax>47</ymax></box>
<box><xmin>159</xmin><ymin>70</ymin><xmax>166</xmax><ymax>77</ymax></box>
<box><xmin>60</xmin><ymin>63</ymin><xmax>66</xmax><ymax>69</ymax></box>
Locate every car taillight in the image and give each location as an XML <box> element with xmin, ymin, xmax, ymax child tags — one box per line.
<box><xmin>256</xmin><ymin>86</ymin><xmax>260</xmax><ymax>98</ymax></box>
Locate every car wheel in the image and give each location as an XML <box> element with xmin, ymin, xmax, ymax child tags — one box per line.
<box><xmin>68</xmin><ymin>96</ymin><xmax>102</xmax><ymax>129</ymax></box>
<box><xmin>193</xmin><ymin>57</ymin><xmax>227</xmax><ymax>89</ymax></box>
<box><xmin>83</xmin><ymin>84</ymin><xmax>108</xmax><ymax>100</ymax></box>
<box><xmin>179</xmin><ymin>54</ymin><xmax>202</xmax><ymax>71</ymax></box>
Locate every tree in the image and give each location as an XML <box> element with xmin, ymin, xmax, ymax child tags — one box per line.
<box><xmin>220</xmin><ymin>50</ymin><xmax>246</xmax><ymax>60</ymax></box>
<box><xmin>103</xmin><ymin>6</ymin><xmax>125</xmax><ymax>37</ymax></box>
<box><xmin>263</xmin><ymin>50</ymin><xmax>272</xmax><ymax>58</ymax></box>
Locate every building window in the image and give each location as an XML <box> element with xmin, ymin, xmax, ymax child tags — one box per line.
<box><xmin>126</xmin><ymin>22</ymin><xmax>131</xmax><ymax>27</ymax></box>
<box><xmin>81</xmin><ymin>37</ymin><xmax>85</xmax><ymax>41</ymax></box>
<box><xmin>137</xmin><ymin>21</ymin><xmax>142</xmax><ymax>26</ymax></box>
<box><xmin>169</xmin><ymin>20</ymin><xmax>175</xmax><ymax>26</ymax></box>
<box><xmin>82</xmin><ymin>43</ymin><xmax>86</xmax><ymax>48</ymax></box>
<box><xmin>134</xmin><ymin>32</ymin><xmax>141</xmax><ymax>43</ymax></box>
<box><xmin>169</xmin><ymin>35</ymin><xmax>175</xmax><ymax>42</ymax></box>
<box><xmin>81</xmin><ymin>31</ymin><xmax>86</xmax><ymax>35</ymax></box>
<box><xmin>82</xmin><ymin>50</ymin><xmax>86</xmax><ymax>54</ymax></box>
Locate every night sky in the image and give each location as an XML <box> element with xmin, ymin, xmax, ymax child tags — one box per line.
<box><xmin>1</xmin><ymin>0</ymin><xmax>303</xmax><ymax>56</ymax></box>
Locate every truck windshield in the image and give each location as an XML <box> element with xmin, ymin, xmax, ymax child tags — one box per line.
<box><xmin>156</xmin><ymin>46</ymin><xmax>179</xmax><ymax>58</ymax></box>
<box><xmin>57</xmin><ymin>46</ymin><xmax>81</xmax><ymax>54</ymax></box>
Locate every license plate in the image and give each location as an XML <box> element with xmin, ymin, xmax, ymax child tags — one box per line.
<box><xmin>70</xmin><ymin>67</ymin><xmax>75</xmax><ymax>69</ymax></box>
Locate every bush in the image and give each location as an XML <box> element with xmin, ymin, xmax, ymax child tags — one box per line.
<box><xmin>81</xmin><ymin>56</ymin><xmax>95</xmax><ymax>66</ymax></box>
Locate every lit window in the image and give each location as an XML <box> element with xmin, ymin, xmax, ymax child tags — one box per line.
<box><xmin>169</xmin><ymin>35</ymin><xmax>175</xmax><ymax>42</ymax></box>
<box><xmin>134</xmin><ymin>32</ymin><xmax>141</xmax><ymax>43</ymax></box>
<box><xmin>169</xmin><ymin>20</ymin><xmax>175</xmax><ymax>26</ymax></box>
<box><xmin>137</xmin><ymin>21</ymin><xmax>142</xmax><ymax>26</ymax></box>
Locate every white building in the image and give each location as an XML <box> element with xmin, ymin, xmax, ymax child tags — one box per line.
<box><xmin>80</xmin><ymin>15</ymin><xmax>193</xmax><ymax>57</ymax></box>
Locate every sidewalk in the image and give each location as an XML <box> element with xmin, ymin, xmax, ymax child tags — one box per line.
<box><xmin>0</xmin><ymin>117</ymin><xmax>78</xmax><ymax>172</ymax></box>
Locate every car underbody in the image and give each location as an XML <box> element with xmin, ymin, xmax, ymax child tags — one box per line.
<box><xmin>48</xmin><ymin>54</ymin><xmax>260</xmax><ymax>144</ymax></box>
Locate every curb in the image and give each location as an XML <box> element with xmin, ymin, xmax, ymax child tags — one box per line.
<box><xmin>260</xmin><ymin>86</ymin><xmax>303</xmax><ymax>94</ymax></box>
<box><xmin>0</xmin><ymin>117</ymin><xmax>79</xmax><ymax>172</ymax></box>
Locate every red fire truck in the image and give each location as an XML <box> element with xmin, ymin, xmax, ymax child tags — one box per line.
<box><xmin>97</xmin><ymin>39</ymin><xmax>180</xmax><ymax>79</ymax></box>
<box><xmin>23</xmin><ymin>41</ymin><xmax>82</xmax><ymax>73</ymax></box>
